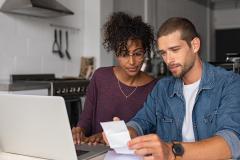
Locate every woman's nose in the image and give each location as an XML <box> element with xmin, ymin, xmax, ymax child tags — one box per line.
<box><xmin>129</xmin><ymin>55</ymin><xmax>135</xmax><ymax>65</ymax></box>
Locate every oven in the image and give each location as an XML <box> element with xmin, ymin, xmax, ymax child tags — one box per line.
<box><xmin>11</xmin><ymin>74</ymin><xmax>90</xmax><ymax>128</ymax></box>
<box><xmin>209</xmin><ymin>53</ymin><xmax>240</xmax><ymax>74</ymax></box>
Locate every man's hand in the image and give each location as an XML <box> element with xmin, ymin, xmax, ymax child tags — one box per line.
<box><xmin>128</xmin><ymin>126</ymin><xmax>138</xmax><ymax>139</ymax></box>
<box><xmin>128</xmin><ymin>134</ymin><xmax>175</xmax><ymax>160</ymax></box>
<box><xmin>72</xmin><ymin>127</ymin><xmax>86</xmax><ymax>144</ymax></box>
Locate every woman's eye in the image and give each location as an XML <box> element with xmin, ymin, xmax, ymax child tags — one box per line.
<box><xmin>135</xmin><ymin>52</ymin><xmax>144</xmax><ymax>56</ymax></box>
<box><xmin>119</xmin><ymin>50</ymin><xmax>128</xmax><ymax>56</ymax></box>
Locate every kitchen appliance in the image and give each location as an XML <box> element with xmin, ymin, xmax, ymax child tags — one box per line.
<box><xmin>210</xmin><ymin>53</ymin><xmax>240</xmax><ymax>74</ymax></box>
<box><xmin>11</xmin><ymin>74</ymin><xmax>90</xmax><ymax>128</ymax></box>
<box><xmin>0</xmin><ymin>0</ymin><xmax>74</xmax><ymax>18</ymax></box>
<box><xmin>226</xmin><ymin>53</ymin><xmax>240</xmax><ymax>73</ymax></box>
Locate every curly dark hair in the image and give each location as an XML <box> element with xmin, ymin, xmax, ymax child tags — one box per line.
<box><xmin>102</xmin><ymin>12</ymin><xmax>154</xmax><ymax>57</ymax></box>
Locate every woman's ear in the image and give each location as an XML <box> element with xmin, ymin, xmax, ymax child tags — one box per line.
<box><xmin>191</xmin><ymin>37</ymin><xmax>200</xmax><ymax>53</ymax></box>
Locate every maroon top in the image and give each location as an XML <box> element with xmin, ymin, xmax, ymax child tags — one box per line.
<box><xmin>78</xmin><ymin>66</ymin><xmax>157</xmax><ymax>136</ymax></box>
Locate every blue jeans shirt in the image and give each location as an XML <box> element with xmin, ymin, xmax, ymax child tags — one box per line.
<box><xmin>127</xmin><ymin>62</ymin><xmax>240</xmax><ymax>158</ymax></box>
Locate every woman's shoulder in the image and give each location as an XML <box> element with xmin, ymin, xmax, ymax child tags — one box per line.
<box><xmin>93</xmin><ymin>66</ymin><xmax>114</xmax><ymax>77</ymax></box>
<box><xmin>138</xmin><ymin>72</ymin><xmax>158</xmax><ymax>87</ymax></box>
<box><xmin>92</xmin><ymin>66</ymin><xmax>113</xmax><ymax>81</ymax></box>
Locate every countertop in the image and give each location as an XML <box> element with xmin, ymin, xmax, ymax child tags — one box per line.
<box><xmin>0</xmin><ymin>81</ymin><xmax>51</xmax><ymax>91</ymax></box>
<box><xmin>0</xmin><ymin>152</ymin><xmax>105</xmax><ymax>160</ymax></box>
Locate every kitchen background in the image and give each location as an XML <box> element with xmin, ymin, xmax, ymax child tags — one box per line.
<box><xmin>0</xmin><ymin>0</ymin><xmax>239</xmax><ymax>129</ymax></box>
<box><xmin>0</xmin><ymin>0</ymin><xmax>240</xmax><ymax>81</ymax></box>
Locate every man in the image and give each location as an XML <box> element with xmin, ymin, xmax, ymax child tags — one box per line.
<box><xmin>125</xmin><ymin>17</ymin><xmax>240</xmax><ymax>160</ymax></box>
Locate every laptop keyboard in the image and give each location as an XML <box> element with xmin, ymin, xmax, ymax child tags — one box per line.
<box><xmin>76</xmin><ymin>149</ymin><xmax>89</xmax><ymax>156</ymax></box>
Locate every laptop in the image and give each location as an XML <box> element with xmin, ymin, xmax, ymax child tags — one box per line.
<box><xmin>0</xmin><ymin>94</ymin><xmax>109</xmax><ymax>160</ymax></box>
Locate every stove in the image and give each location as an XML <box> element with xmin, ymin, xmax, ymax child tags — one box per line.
<box><xmin>11</xmin><ymin>74</ymin><xmax>89</xmax><ymax>97</ymax></box>
<box><xmin>11</xmin><ymin>74</ymin><xmax>90</xmax><ymax>128</ymax></box>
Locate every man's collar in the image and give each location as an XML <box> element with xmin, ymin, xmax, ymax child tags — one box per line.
<box><xmin>170</xmin><ymin>62</ymin><xmax>215</xmax><ymax>97</ymax></box>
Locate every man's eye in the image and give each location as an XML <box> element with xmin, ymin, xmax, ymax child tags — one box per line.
<box><xmin>156</xmin><ymin>50</ymin><xmax>164</xmax><ymax>55</ymax></box>
<box><xmin>160</xmin><ymin>51</ymin><xmax>166</xmax><ymax>56</ymax></box>
<box><xmin>172</xmin><ymin>48</ymin><xmax>180</xmax><ymax>53</ymax></box>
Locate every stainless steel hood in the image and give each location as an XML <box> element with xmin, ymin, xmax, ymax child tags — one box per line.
<box><xmin>0</xmin><ymin>0</ymin><xmax>74</xmax><ymax>18</ymax></box>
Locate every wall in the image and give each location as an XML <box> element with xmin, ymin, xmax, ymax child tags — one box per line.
<box><xmin>0</xmin><ymin>0</ymin><xmax>84</xmax><ymax>80</ymax></box>
<box><xmin>114</xmin><ymin>0</ymin><xmax>155</xmax><ymax>26</ymax></box>
<box><xmin>114</xmin><ymin>0</ymin><xmax>145</xmax><ymax>18</ymax></box>
<box><xmin>100</xmin><ymin>0</ymin><xmax>114</xmax><ymax>67</ymax></box>
<box><xmin>83</xmin><ymin>0</ymin><xmax>114</xmax><ymax>68</ymax></box>
<box><xmin>82</xmin><ymin>0</ymin><xmax>100</xmax><ymax>68</ymax></box>
<box><xmin>214</xmin><ymin>8</ymin><xmax>240</xmax><ymax>29</ymax></box>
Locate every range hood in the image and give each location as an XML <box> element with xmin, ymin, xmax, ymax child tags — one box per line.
<box><xmin>0</xmin><ymin>0</ymin><xmax>74</xmax><ymax>18</ymax></box>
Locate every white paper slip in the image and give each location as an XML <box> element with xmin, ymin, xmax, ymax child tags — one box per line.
<box><xmin>100</xmin><ymin>121</ymin><xmax>134</xmax><ymax>154</ymax></box>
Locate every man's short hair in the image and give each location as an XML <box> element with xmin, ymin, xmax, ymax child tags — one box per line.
<box><xmin>157</xmin><ymin>17</ymin><xmax>200</xmax><ymax>47</ymax></box>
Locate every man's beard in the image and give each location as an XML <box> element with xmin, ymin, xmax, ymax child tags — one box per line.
<box><xmin>168</xmin><ymin>61</ymin><xmax>194</xmax><ymax>78</ymax></box>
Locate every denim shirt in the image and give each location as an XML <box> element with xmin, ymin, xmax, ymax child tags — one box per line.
<box><xmin>127</xmin><ymin>62</ymin><xmax>240</xmax><ymax>158</ymax></box>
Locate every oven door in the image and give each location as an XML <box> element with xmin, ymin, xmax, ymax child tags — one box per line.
<box><xmin>65</xmin><ymin>96</ymin><xmax>82</xmax><ymax>128</ymax></box>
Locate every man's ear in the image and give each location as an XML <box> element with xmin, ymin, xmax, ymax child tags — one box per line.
<box><xmin>191</xmin><ymin>37</ymin><xmax>200</xmax><ymax>53</ymax></box>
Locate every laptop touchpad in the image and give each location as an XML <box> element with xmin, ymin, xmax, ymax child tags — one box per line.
<box><xmin>76</xmin><ymin>150</ymin><xmax>89</xmax><ymax>156</ymax></box>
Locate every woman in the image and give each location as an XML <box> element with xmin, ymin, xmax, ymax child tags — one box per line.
<box><xmin>72</xmin><ymin>12</ymin><xmax>157</xmax><ymax>144</ymax></box>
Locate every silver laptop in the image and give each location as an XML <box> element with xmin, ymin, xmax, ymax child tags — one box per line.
<box><xmin>0</xmin><ymin>94</ymin><xmax>109</xmax><ymax>160</ymax></box>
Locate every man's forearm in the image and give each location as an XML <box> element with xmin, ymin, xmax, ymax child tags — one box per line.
<box><xmin>127</xmin><ymin>120</ymin><xmax>144</xmax><ymax>136</ymax></box>
<box><xmin>180</xmin><ymin>135</ymin><xmax>231</xmax><ymax>160</ymax></box>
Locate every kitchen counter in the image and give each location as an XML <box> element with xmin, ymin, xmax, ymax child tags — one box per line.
<box><xmin>0</xmin><ymin>81</ymin><xmax>51</xmax><ymax>92</ymax></box>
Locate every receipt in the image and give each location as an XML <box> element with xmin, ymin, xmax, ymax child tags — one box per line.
<box><xmin>100</xmin><ymin>121</ymin><xmax>134</xmax><ymax>154</ymax></box>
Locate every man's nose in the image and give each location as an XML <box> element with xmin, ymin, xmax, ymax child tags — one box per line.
<box><xmin>166</xmin><ymin>52</ymin><xmax>174</xmax><ymax>65</ymax></box>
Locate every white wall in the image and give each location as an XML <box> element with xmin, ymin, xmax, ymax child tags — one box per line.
<box><xmin>100</xmin><ymin>0</ymin><xmax>114</xmax><ymax>67</ymax></box>
<box><xmin>82</xmin><ymin>0</ymin><xmax>100</xmax><ymax>68</ymax></box>
<box><xmin>214</xmin><ymin>8</ymin><xmax>240</xmax><ymax>29</ymax></box>
<box><xmin>114</xmin><ymin>0</ymin><xmax>145</xmax><ymax>18</ymax></box>
<box><xmin>0</xmin><ymin>0</ymin><xmax>84</xmax><ymax>80</ymax></box>
<box><xmin>83</xmin><ymin>0</ymin><xmax>114</xmax><ymax>68</ymax></box>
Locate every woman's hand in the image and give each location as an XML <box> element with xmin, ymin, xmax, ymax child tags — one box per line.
<box><xmin>83</xmin><ymin>133</ymin><xmax>106</xmax><ymax>145</ymax></box>
<box><xmin>72</xmin><ymin>127</ymin><xmax>86</xmax><ymax>144</ymax></box>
